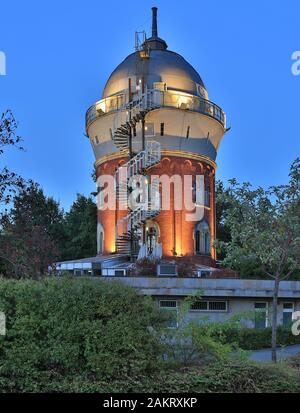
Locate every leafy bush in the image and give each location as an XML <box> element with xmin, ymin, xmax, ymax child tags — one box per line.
<box><xmin>0</xmin><ymin>277</ymin><xmax>167</xmax><ymax>392</ymax></box>
<box><xmin>206</xmin><ymin>325</ymin><xmax>300</xmax><ymax>350</ymax></box>
<box><xmin>1</xmin><ymin>277</ymin><xmax>300</xmax><ymax>393</ymax></box>
<box><xmin>139</xmin><ymin>360</ymin><xmax>300</xmax><ymax>393</ymax></box>
<box><xmin>19</xmin><ymin>359</ymin><xmax>300</xmax><ymax>393</ymax></box>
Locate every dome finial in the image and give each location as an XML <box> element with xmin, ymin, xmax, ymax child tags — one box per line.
<box><xmin>152</xmin><ymin>7</ymin><xmax>158</xmax><ymax>38</ymax></box>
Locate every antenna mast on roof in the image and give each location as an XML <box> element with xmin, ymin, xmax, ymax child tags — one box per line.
<box><xmin>135</xmin><ymin>31</ymin><xmax>146</xmax><ymax>51</ymax></box>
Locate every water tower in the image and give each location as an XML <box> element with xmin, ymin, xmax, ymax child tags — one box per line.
<box><xmin>85</xmin><ymin>7</ymin><xmax>226</xmax><ymax>267</ymax></box>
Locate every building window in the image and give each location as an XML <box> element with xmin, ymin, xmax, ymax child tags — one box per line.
<box><xmin>145</xmin><ymin>123</ymin><xmax>155</xmax><ymax>136</ymax></box>
<box><xmin>186</xmin><ymin>126</ymin><xmax>190</xmax><ymax>138</ymax></box>
<box><xmin>159</xmin><ymin>300</ymin><xmax>178</xmax><ymax>328</ymax></box>
<box><xmin>190</xmin><ymin>301</ymin><xmax>227</xmax><ymax>312</ymax></box>
<box><xmin>255</xmin><ymin>302</ymin><xmax>268</xmax><ymax>329</ymax></box>
<box><xmin>195</xmin><ymin>221</ymin><xmax>210</xmax><ymax>255</ymax></box>
<box><xmin>74</xmin><ymin>270</ymin><xmax>82</xmax><ymax>276</ymax></box>
<box><xmin>94</xmin><ymin>135</ymin><xmax>99</xmax><ymax>145</ymax></box>
<box><xmin>283</xmin><ymin>302</ymin><xmax>294</xmax><ymax>326</ymax></box>
<box><xmin>133</xmin><ymin>125</ymin><xmax>137</xmax><ymax>137</ymax></box>
<box><xmin>205</xmin><ymin>187</ymin><xmax>210</xmax><ymax>207</ymax></box>
<box><xmin>153</xmin><ymin>82</ymin><xmax>167</xmax><ymax>91</ymax></box>
<box><xmin>99</xmin><ymin>231</ymin><xmax>103</xmax><ymax>254</ymax></box>
<box><xmin>97</xmin><ymin>223</ymin><xmax>104</xmax><ymax>254</ymax></box>
<box><xmin>114</xmin><ymin>269</ymin><xmax>126</xmax><ymax>277</ymax></box>
<box><xmin>160</xmin><ymin>123</ymin><xmax>164</xmax><ymax>136</ymax></box>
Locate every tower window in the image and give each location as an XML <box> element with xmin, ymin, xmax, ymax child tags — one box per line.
<box><xmin>153</xmin><ymin>82</ymin><xmax>167</xmax><ymax>91</ymax></box>
<box><xmin>195</xmin><ymin>221</ymin><xmax>210</xmax><ymax>255</ymax></box>
<box><xmin>95</xmin><ymin>135</ymin><xmax>99</xmax><ymax>144</ymax></box>
<box><xmin>97</xmin><ymin>223</ymin><xmax>105</xmax><ymax>255</ymax></box>
<box><xmin>133</xmin><ymin>125</ymin><xmax>137</xmax><ymax>137</ymax></box>
<box><xmin>145</xmin><ymin>123</ymin><xmax>155</xmax><ymax>136</ymax></box>
<box><xmin>205</xmin><ymin>187</ymin><xmax>210</xmax><ymax>207</ymax></box>
<box><xmin>160</xmin><ymin>123</ymin><xmax>164</xmax><ymax>136</ymax></box>
<box><xmin>186</xmin><ymin>126</ymin><xmax>190</xmax><ymax>138</ymax></box>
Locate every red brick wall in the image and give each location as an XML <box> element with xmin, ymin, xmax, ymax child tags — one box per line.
<box><xmin>96</xmin><ymin>157</ymin><xmax>128</xmax><ymax>254</ymax></box>
<box><xmin>148</xmin><ymin>156</ymin><xmax>216</xmax><ymax>267</ymax></box>
<box><xmin>96</xmin><ymin>155</ymin><xmax>216</xmax><ymax>266</ymax></box>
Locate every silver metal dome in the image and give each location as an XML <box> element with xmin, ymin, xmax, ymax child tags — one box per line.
<box><xmin>102</xmin><ymin>49</ymin><xmax>206</xmax><ymax>99</ymax></box>
<box><xmin>102</xmin><ymin>8</ymin><xmax>206</xmax><ymax>99</ymax></box>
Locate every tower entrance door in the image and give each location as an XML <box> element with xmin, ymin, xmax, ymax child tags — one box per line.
<box><xmin>145</xmin><ymin>222</ymin><xmax>160</xmax><ymax>255</ymax></box>
<box><xmin>147</xmin><ymin>226</ymin><xmax>157</xmax><ymax>255</ymax></box>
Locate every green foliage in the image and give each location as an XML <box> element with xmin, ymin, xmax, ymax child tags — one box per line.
<box><xmin>0</xmin><ymin>110</ymin><xmax>25</xmax><ymax>207</ymax></box>
<box><xmin>21</xmin><ymin>359</ymin><xmax>300</xmax><ymax>393</ymax></box>
<box><xmin>191</xmin><ymin>322</ymin><xmax>300</xmax><ymax>351</ymax></box>
<box><xmin>0</xmin><ymin>278</ymin><xmax>300</xmax><ymax>393</ymax></box>
<box><xmin>142</xmin><ymin>360</ymin><xmax>300</xmax><ymax>393</ymax></box>
<box><xmin>0</xmin><ymin>182</ymin><xmax>63</xmax><ymax>277</ymax></box>
<box><xmin>216</xmin><ymin>159</ymin><xmax>300</xmax><ymax>361</ymax></box>
<box><xmin>215</xmin><ymin>180</ymin><xmax>233</xmax><ymax>259</ymax></box>
<box><xmin>60</xmin><ymin>194</ymin><xmax>97</xmax><ymax>261</ymax></box>
<box><xmin>218</xmin><ymin>159</ymin><xmax>300</xmax><ymax>278</ymax></box>
<box><xmin>161</xmin><ymin>292</ymin><xmax>233</xmax><ymax>366</ymax></box>
<box><xmin>0</xmin><ymin>278</ymin><xmax>167</xmax><ymax>392</ymax></box>
<box><xmin>0</xmin><ymin>189</ymin><xmax>98</xmax><ymax>276</ymax></box>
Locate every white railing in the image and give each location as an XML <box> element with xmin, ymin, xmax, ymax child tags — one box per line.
<box><xmin>86</xmin><ymin>89</ymin><xmax>226</xmax><ymax>129</ymax></box>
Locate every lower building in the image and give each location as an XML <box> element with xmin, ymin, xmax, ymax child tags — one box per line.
<box><xmin>55</xmin><ymin>257</ymin><xmax>300</xmax><ymax>329</ymax></box>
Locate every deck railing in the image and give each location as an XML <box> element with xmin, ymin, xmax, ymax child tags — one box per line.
<box><xmin>86</xmin><ymin>90</ymin><xmax>226</xmax><ymax>129</ymax></box>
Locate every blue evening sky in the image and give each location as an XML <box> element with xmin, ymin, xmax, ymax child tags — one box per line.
<box><xmin>0</xmin><ymin>0</ymin><xmax>299</xmax><ymax>210</ymax></box>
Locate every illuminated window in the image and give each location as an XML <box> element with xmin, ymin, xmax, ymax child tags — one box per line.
<box><xmin>145</xmin><ymin>123</ymin><xmax>155</xmax><ymax>136</ymax></box>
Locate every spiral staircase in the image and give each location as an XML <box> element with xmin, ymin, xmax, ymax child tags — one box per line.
<box><xmin>113</xmin><ymin>90</ymin><xmax>162</xmax><ymax>257</ymax></box>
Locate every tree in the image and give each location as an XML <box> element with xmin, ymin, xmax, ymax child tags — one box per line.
<box><xmin>215</xmin><ymin>180</ymin><xmax>234</xmax><ymax>260</ymax></box>
<box><xmin>218</xmin><ymin>159</ymin><xmax>300</xmax><ymax>362</ymax></box>
<box><xmin>0</xmin><ymin>182</ymin><xmax>64</xmax><ymax>277</ymax></box>
<box><xmin>61</xmin><ymin>194</ymin><xmax>97</xmax><ymax>261</ymax></box>
<box><xmin>0</xmin><ymin>110</ymin><xmax>25</xmax><ymax>207</ymax></box>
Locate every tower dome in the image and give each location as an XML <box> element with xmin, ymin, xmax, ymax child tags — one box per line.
<box><xmin>102</xmin><ymin>7</ymin><xmax>207</xmax><ymax>99</ymax></box>
<box><xmin>102</xmin><ymin>50</ymin><xmax>207</xmax><ymax>99</ymax></box>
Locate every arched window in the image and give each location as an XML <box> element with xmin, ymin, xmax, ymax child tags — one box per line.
<box><xmin>97</xmin><ymin>223</ymin><xmax>104</xmax><ymax>255</ymax></box>
<box><xmin>195</xmin><ymin>221</ymin><xmax>210</xmax><ymax>255</ymax></box>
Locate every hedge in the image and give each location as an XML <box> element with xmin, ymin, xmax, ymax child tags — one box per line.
<box><xmin>209</xmin><ymin>325</ymin><xmax>300</xmax><ymax>350</ymax></box>
<box><xmin>0</xmin><ymin>277</ymin><xmax>167</xmax><ymax>392</ymax></box>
